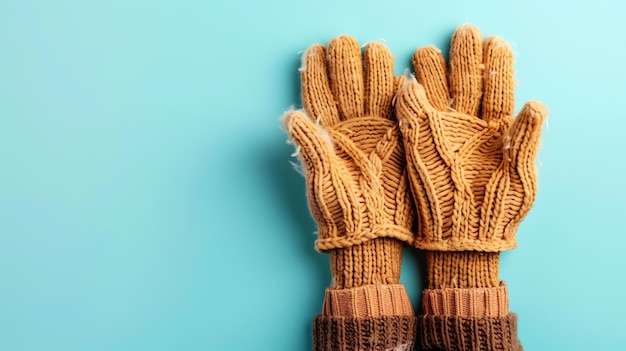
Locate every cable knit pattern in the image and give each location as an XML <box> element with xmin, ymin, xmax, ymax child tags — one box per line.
<box><xmin>396</xmin><ymin>24</ymin><xmax>547</xmax><ymax>252</ymax></box>
<box><xmin>285</xmin><ymin>37</ymin><xmax>414</xmax><ymax>253</ymax></box>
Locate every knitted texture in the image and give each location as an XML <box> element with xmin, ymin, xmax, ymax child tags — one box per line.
<box><xmin>284</xmin><ymin>36</ymin><xmax>414</xmax><ymax>253</ymax></box>
<box><xmin>313</xmin><ymin>315</ymin><xmax>417</xmax><ymax>351</ymax></box>
<box><xmin>396</xmin><ymin>24</ymin><xmax>546</xmax><ymax>350</ymax></box>
<box><xmin>322</xmin><ymin>284</ymin><xmax>414</xmax><ymax>318</ymax></box>
<box><xmin>284</xmin><ymin>35</ymin><xmax>418</xmax><ymax>350</ymax></box>
<box><xmin>422</xmin><ymin>283</ymin><xmax>509</xmax><ymax>318</ymax></box>
<box><xmin>396</xmin><ymin>24</ymin><xmax>547</xmax><ymax>252</ymax></box>
<box><xmin>419</xmin><ymin>313</ymin><xmax>523</xmax><ymax>351</ymax></box>
<box><xmin>427</xmin><ymin>251</ymin><xmax>500</xmax><ymax>289</ymax></box>
<box><xmin>330</xmin><ymin>237</ymin><xmax>403</xmax><ymax>289</ymax></box>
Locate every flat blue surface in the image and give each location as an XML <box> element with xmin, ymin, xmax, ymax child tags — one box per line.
<box><xmin>1</xmin><ymin>1</ymin><xmax>625</xmax><ymax>350</ymax></box>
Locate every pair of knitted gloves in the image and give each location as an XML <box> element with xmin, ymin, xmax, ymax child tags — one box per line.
<box><xmin>283</xmin><ymin>24</ymin><xmax>546</xmax><ymax>351</ymax></box>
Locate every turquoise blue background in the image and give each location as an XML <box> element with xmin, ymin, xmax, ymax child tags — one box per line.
<box><xmin>1</xmin><ymin>0</ymin><xmax>625</xmax><ymax>350</ymax></box>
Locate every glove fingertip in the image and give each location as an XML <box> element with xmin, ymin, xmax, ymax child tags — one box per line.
<box><xmin>282</xmin><ymin>108</ymin><xmax>310</xmax><ymax>137</ymax></box>
<box><xmin>395</xmin><ymin>75</ymin><xmax>433</xmax><ymax>122</ymax></box>
<box><xmin>518</xmin><ymin>100</ymin><xmax>548</xmax><ymax>127</ymax></box>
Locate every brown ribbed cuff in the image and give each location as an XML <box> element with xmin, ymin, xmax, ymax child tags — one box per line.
<box><xmin>427</xmin><ymin>251</ymin><xmax>500</xmax><ymax>289</ymax></box>
<box><xmin>419</xmin><ymin>313</ymin><xmax>523</xmax><ymax>351</ymax></box>
<box><xmin>322</xmin><ymin>284</ymin><xmax>414</xmax><ymax>318</ymax></box>
<box><xmin>330</xmin><ymin>238</ymin><xmax>403</xmax><ymax>289</ymax></box>
<box><xmin>422</xmin><ymin>282</ymin><xmax>509</xmax><ymax>318</ymax></box>
<box><xmin>313</xmin><ymin>315</ymin><xmax>418</xmax><ymax>351</ymax></box>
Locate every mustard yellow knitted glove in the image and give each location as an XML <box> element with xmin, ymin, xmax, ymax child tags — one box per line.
<box><xmin>284</xmin><ymin>36</ymin><xmax>417</xmax><ymax>350</ymax></box>
<box><xmin>397</xmin><ymin>25</ymin><xmax>546</xmax><ymax>254</ymax></box>
<box><xmin>284</xmin><ymin>36</ymin><xmax>415</xmax><ymax>286</ymax></box>
<box><xmin>395</xmin><ymin>24</ymin><xmax>547</xmax><ymax>351</ymax></box>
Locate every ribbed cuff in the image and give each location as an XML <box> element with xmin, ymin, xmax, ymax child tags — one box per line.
<box><xmin>427</xmin><ymin>251</ymin><xmax>500</xmax><ymax>289</ymax></box>
<box><xmin>313</xmin><ymin>315</ymin><xmax>418</xmax><ymax>351</ymax></box>
<box><xmin>322</xmin><ymin>284</ymin><xmax>414</xmax><ymax>318</ymax></box>
<box><xmin>419</xmin><ymin>313</ymin><xmax>523</xmax><ymax>351</ymax></box>
<box><xmin>422</xmin><ymin>282</ymin><xmax>509</xmax><ymax>318</ymax></box>
<box><xmin>330</xmin><ymin>238</ymin><xmax>403</xmax><ymax>289</ymax></box>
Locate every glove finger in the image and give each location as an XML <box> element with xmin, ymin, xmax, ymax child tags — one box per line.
<box><xmin>395</xmin><ymin>77</ymin><xmax>452</xmax><ymax>240</ymax></box>
<box><xmin>482</xmin><ymin>36</ymin><xmax>515</xmax><ymax>123</ymax></box>
<box><xmin>449</xmin><ymin>24</ymin><xmax>484</xmax><ymax>116</ymax></box>
<box><xmin>327</xmin><ymin>35</ymin><xmax>365</xmax><ymax>120</ymax></box>
<box><xmin>301</xmin><ymin>44</ymin><xmax>341</xmax><ymax>127</ymax></box>
<box><xmin>507</xmin><ymin>100</ymin><xmax>547</xmax><ymax>178</ymax></box>
<box><xmin>413</xmin><ymin>45</ymin><xmax>450</xmax><ymax>112</ymax></box>
<box><xmin>395</xmin><ymin>76</ymin><xmax>445</xmax><ymax>160</ymax></box>
<box><xmin>364</xmin><ymin>41</ymin><xmax>395</xmax><ymax>120</ymax></box>
<box><xmin>283</xmin><ymin>109</ymin><xmax>334</xmax><ymax>176</ymax></box>
<box><xmin>394</xmin><ymin>75</ymin><xmax>406</xmax><ymax>93</ymax></box>
<box><xmin>395</xmin><ymin>75</ymin><xmax>436</xmax><ymax>127</ymax></box>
